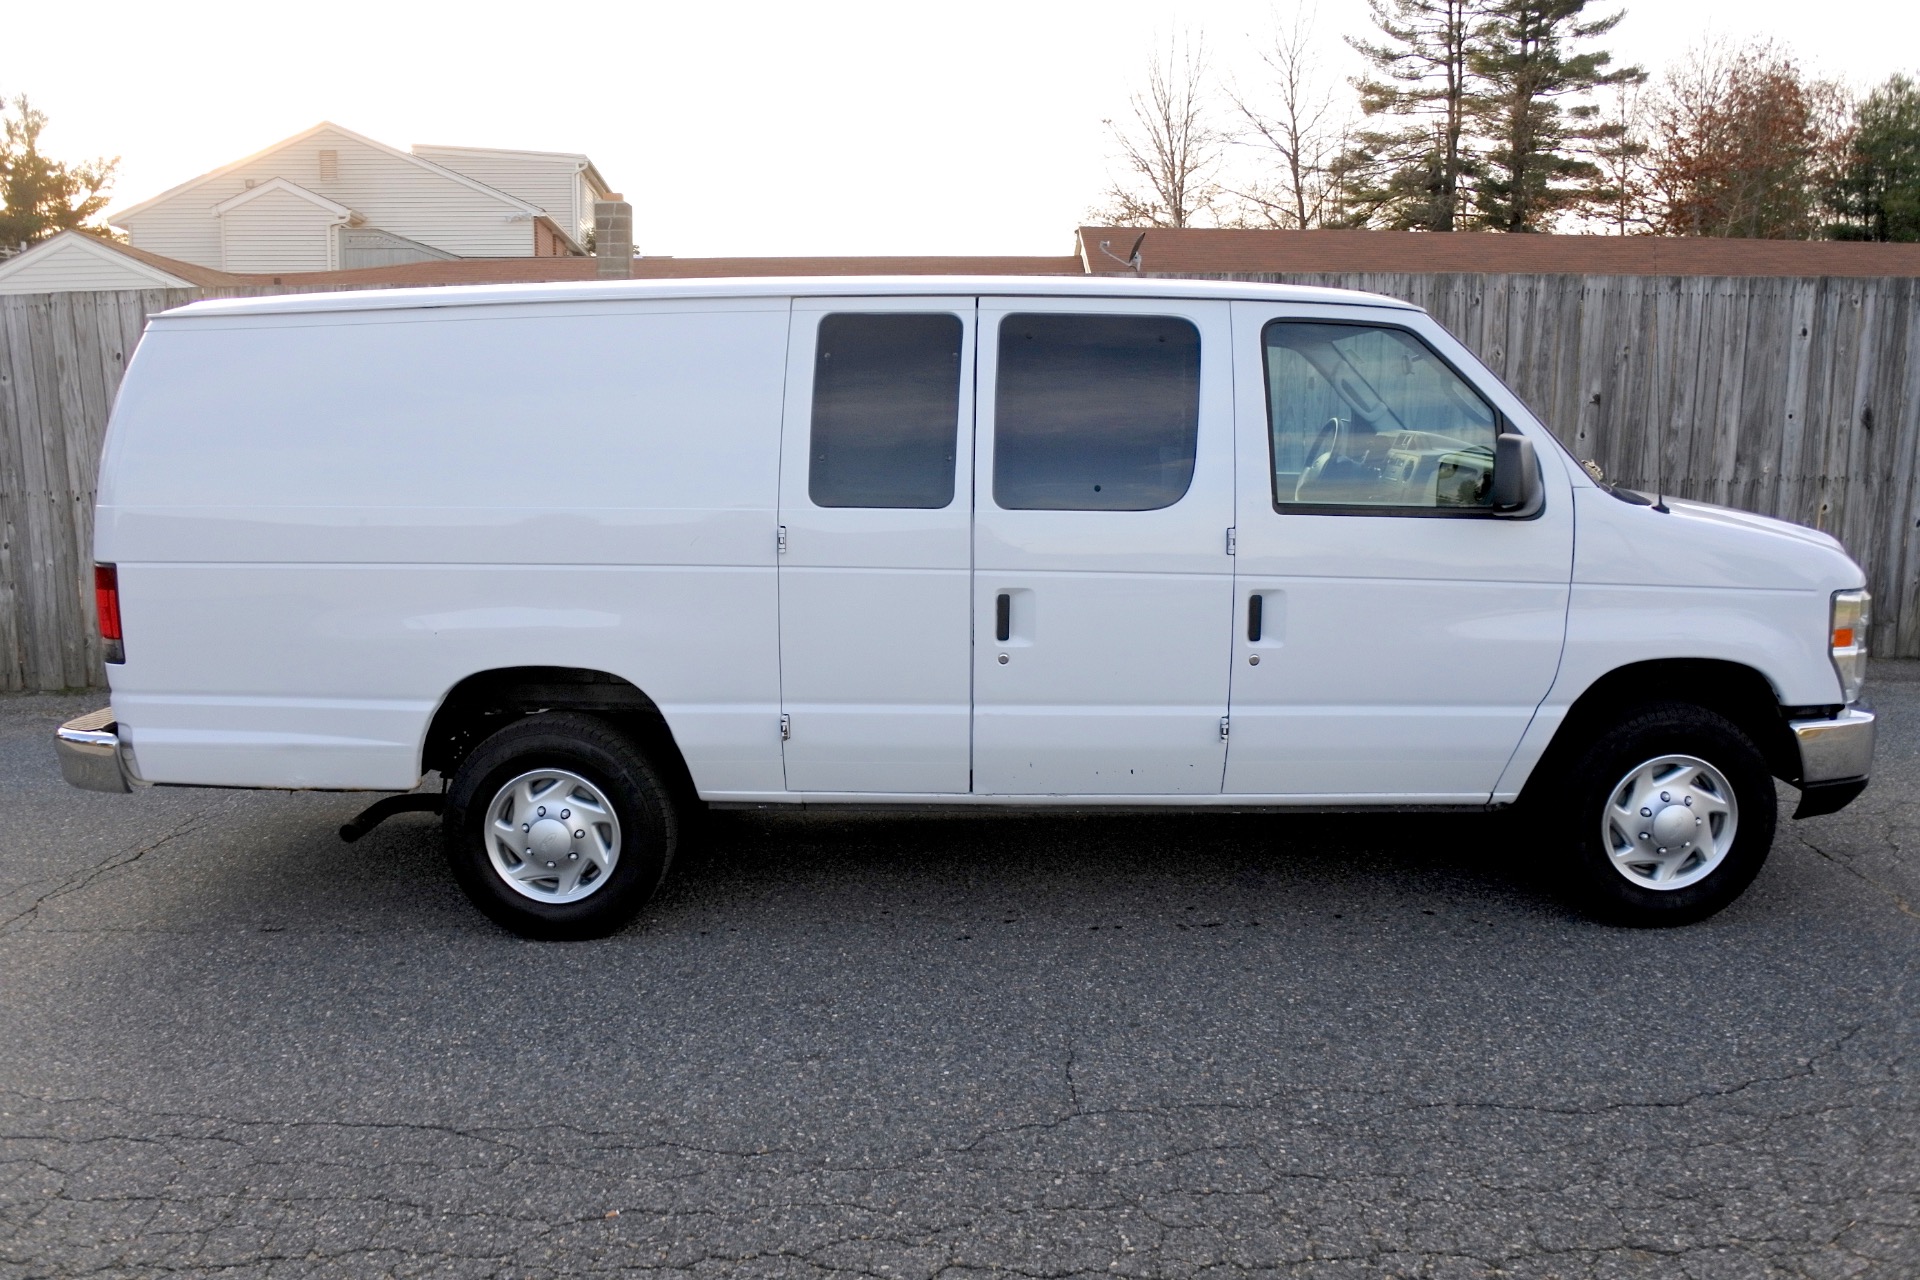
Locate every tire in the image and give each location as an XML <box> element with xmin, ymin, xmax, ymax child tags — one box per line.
<box><xmin>443</xmin><ymin>712</ymin><xmax>678</xmax><ymax>940</ymax></box>
<box><xmin>1549</xmin><ymin>701</ymin><xmax>1777</xmax><ymax>927</ymax></box>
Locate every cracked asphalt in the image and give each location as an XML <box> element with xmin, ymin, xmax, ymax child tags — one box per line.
<box><xmin>1</xmin><ymin>670</ymin><xmax>1916</xmax><ymax>1280</ymax></box>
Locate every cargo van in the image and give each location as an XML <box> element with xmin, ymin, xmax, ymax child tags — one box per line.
<box><xmin>55</xmin><ymin>277</ymin><xmax>1875</xmax><ymax>938</ymax></box>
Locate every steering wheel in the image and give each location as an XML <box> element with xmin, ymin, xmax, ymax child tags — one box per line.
<box><xmin>1295</xmin><ymin>417</ymin><xmax>1352</xmax><ymax>501</ymax></box>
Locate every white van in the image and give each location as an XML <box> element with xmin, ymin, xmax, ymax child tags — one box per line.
<box><xmin>55</xmin><ymin>277</ymin><xmax>1875</xmax><ymax>937</ymax></box>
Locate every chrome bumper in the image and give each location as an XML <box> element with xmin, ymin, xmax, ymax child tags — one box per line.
<box><xmin>1791</xmin><ymin>705</ymin><xmax>1876</xmax><ymax>784</ymax></box>
<box><xmin>54</xmin><ymin>708</ymin><xmax>134</xmax><ymax>794</ymax></box>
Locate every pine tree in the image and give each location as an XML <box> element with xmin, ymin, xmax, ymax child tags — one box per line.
<box><xmin>1467</xmin><ymin>0</ymin><xmax>1643</xmax><ymax>232</ymax></box>
<box><xmin>1343</xmin><ymin>0</ymin><xmax>1482</xmax><ymax>231</ymax></box>
<box><xmin>0</xmin><ymin>96</ymin><xmax>118</xmax><ymax>249</ymax></box>
<box><xmin>1823</xmin><ymin>74</ymin><xmax>1920</xmax><ymax>242</ymax></box>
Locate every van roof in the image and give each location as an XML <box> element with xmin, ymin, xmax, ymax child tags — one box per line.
<box><xmin>160</xmin><ymin>274</ymin><xmax>1420</xmax><ymax>321</ymax></box>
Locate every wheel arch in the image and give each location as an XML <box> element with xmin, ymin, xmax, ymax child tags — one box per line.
<box><xmin>421</xmin><ymin>666</ymin><xmax>697</xmax><ymax>803</ymax></box>
<box><xmin>1520</xmin><ymin>658</ymin><xmax>1813</xmax><ymax>803</ymax></box>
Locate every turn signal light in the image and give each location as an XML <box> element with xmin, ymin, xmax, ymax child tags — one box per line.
<box><xmin>1830</xmin><ymin>589</ymin><xmax>1869</xmax><ymax>704</ymax></box>
<box><xmin>94</xmin><ymin>563</ymin><xmax>124</xmax><ymax>665</ymax></box>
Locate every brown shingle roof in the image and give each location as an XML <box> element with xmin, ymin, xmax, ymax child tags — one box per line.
<box><xmin>225</xmin><ymin>254</ymin><xmax>1082</xmax><ymax>288</ymax></box>
<box><xmin>1077</xmin><ymin>226</ymin><xmax>1920</xmax><ymax>278</ymax></box>
<box><xmin>87</xmin><ymin>237</ymin><xmax>252</xmax><ymax>288</ymax></box>
<box><xmin>106</xmin><ymin>226</ymin><xmax>1920</xmax><ymax>296</ymax></box>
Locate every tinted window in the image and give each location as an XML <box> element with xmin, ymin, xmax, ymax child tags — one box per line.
<box><xmin>1264</xmin><ymin>321</ymin><xmax>1499</xmax><ymax>511</ymax></box>
<box><xmin>809</xmin><ymin>313</ymin><xmax>962</xmax><ymax>508</ymax></box>
<box><xmin>993</xmin><ymin>313</ymin><xmax>1200</xmax><ymax>511</ymax></box>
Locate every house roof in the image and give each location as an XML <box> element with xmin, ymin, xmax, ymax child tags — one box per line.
<box><xmin>0</xmin><ymin>230</ymin><xmax>251</xmax><ymax>290</ymax></box>
<box><xmin>103</xmin><ymin>238</ymin><xmax>252</xmax><ymax>286</ymax></box>
<box><xmin>109</xmin><ymin>121</ymin><xmax>545</xmax><ymax>224</ymax></box>
<box><xmin>30</xmin><ymin>224</ymin><xmax>1920</xmax><ymax>298</ymax></box>
<box><xmin>411</xmin><ymin>142</ymin><xmax>612</xmax><ymax>197</ymax></box>
<box><xmin>212</xmin><ymin>254</ymin><xmax>1085</xmax><ymax>288</ymax></box>
<box><xmin>1076</xmin><ymin>226</ymin><xmax>1920</xmax><ymax>278</ymax></box>
<box><xmin>0</xmin><ymin>237</ymin><xmax>1080</xmax><ymax>292</ymax></box>
<box><xmin>210</xmin><ymin>177</ymin><xmax>356</xmax><ymax>220</ymax></box>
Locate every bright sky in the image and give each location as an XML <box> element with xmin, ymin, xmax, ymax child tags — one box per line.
<box><xmin>5</xmin><ymin>1</ymin><xmax>1915</xmax><ymax>258</ymax></box>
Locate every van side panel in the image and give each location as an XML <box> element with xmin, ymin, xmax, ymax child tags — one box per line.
<box><xmin>1489</xmin><ymin>487</ymin><xmax>1851</xmax><ymax>801</ymax></box>
<box><xmin>96</xmin><ymin>300</ymin><xmax>790</xmax><ymax>792</ymax></box>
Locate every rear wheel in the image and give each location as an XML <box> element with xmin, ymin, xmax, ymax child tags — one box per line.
<box><xmin>1550</xmin><ymin>702</ymin><xmax>1776</xmax><ymax>926</ymax></box>
<box><xmin>444</xmin><ymin>712</ymin><xmax>678</xmax><ymax>940</ymax></box>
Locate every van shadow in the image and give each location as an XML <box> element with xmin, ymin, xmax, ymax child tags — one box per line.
<box><xmin>645</xmin><ymin>805</ymin><xmax>1577</xmax><ymax>934</ymax></box>
<box><xmin>218</xmin><ymin>794</ymin><xmax>1579</xmax><ymax>938</ymax></box>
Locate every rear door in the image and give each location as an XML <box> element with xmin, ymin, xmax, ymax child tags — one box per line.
<box><xmin>776</xmin><ymin>297</ymin><xmax>975</xmax><ymax>793</ymax></box>
<box><xmin>970</xmin><ymin>297</ymin><xmax>1237</xmax><ymax>795</ymax></box>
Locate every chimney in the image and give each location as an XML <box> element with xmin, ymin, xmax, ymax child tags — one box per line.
<box><xmin>595</xmin><ymin>194</ymin><xmax>633</xmax><ymax>279</ymax></box>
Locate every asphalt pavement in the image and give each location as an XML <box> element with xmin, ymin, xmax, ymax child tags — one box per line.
<box><xmin>1</xmin><ymin>669</ymin><xmax>1915</xmax><ymax>1279</ymax></box>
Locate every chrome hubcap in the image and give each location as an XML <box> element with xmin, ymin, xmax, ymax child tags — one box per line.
<box><xmin>1602</xmin><ymin>754</ymin><xmax>1738</xmax><ymax>891</ymax></box>
<box><xmin>483</xmin><ymin>768</ymin><xmax>620</xmax><ymax>904</ymax></box>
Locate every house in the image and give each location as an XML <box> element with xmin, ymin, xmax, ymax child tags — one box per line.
<box><xmin>106</xmin><ymin>122</ymin><xmax>611</xmax><ymax>274</ymax></box>
<box><xmin>0</xmin><ymin>230</ymin><xmax>247</xmax><ymax>294</ymax></box>
<box><xmin>409</xmin><ymin>143</ymin><xmax>608</xmax><ymax>251</ymax></box>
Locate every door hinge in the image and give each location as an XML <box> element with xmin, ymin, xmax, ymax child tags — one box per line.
<box><xmin>1225</xmin><ymin>526</ymin><xmax>1237</xmax><ymax>555</ymax></box>
<box><xmin>1219</xmin><ymin>716</ymin><xmax>1231</xmax><ymax>741</ymax></box>
<box><xmin>776</xmin><ymin>525</ymin><xmax>788</xmax><ymax>554</ymax></box>
<box><xmin>779</xmin><ymin>713</ymin><xmax>791</xmax><ymax>741</ymax></box>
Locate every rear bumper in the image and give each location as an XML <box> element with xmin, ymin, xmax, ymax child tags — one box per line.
<box><xmin>54</xmin><ymin>709</ymin><xmax>135</xmax><ymax>794</ymax></box>
<box><xmin>1789</xmin><ymin>705</ymin><xmax>1875</xmax><ymax>818</ymax></box>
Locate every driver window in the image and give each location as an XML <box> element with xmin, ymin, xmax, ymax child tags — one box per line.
<box><xmin>1264</xmin><ymin>321</ymin><xmax>1500</xmax><ymax>512</ymax></box>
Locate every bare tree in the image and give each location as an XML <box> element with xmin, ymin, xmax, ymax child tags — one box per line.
<box><xmin>1093</xmin><ymin>37</ymin><xmax>1225</xmax><ymax>228</ymax></box>
<box><xmin>1224</xmin><ymin>7</ymin><xmax>1357</xmax><ymax>228</ymax></box>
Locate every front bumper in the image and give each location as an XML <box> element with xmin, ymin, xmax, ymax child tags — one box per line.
<box><xmin>54</xmin><ymin>708</ymin><xmax>135</xmax><ymax>794</ymax></box>
<box><xmin>1789</xmin><ymin>705</ymin><xmax>1875</xmax><ymax>818</ymax></box>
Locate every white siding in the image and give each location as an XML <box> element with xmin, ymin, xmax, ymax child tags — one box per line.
<box><xmin>575</xmin><ymin>172</ymin><xmax>598</xmax><ymax>244</ymax></box>
<box><xmin>411</xmin><ymin>146</ymin><xmax>588</xmax><ymax>245</ymax></box>
<box><xmin>118</xmin><ymin>127</ymin><xmax>536</xmax><ymax>268</ymax></box>
<box><xmin>0</xmin><ymin>237</ymin><xmax>190</xmax><ymax>293</ymax></box>
<box><xmin>220</xmin><ymin>188</ymin><xmax>338</xmax><ymax>272</ymax></box>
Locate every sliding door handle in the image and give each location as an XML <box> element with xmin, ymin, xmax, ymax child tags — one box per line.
<box><xmin>1247</xmin><ymin>593</ymin><xmax>1263</xmax><ymax>643</ymax></box>
<box><xmin>995</xmin><ymin>593</ymin><xmax>1011</xmax><ymax>643</ymax></box>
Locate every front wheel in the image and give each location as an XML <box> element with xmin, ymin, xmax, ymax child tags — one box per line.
<box><xmin>1550</xmin><ymin>702</ymin><xmax>1777</xmax><ymax>927</ymax></box>
<box><xmin>444</xmin><ymin>712</ymin><xmax>678</xmax><ymax>940</ymax></box>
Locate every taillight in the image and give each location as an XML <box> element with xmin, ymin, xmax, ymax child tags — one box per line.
<box><xmin>94</xmin><ymin>564</ymin><xmax>124</xmax><ymax>664</ymax></box>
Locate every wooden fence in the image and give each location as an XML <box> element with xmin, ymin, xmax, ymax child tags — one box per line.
<box><xmin>1</xmin><ymin>290</ymin><xmax>200</xmax><ymax>690</ymax></box>
<box><xmin>1</xmin><ymin>274</ymin><xmax>1917</xmax><ymax>690</ymax></box>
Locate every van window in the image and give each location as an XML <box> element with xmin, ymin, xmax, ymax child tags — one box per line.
<box><xmin>809</xmin><ymin>313</ymin><xmax>963</xmax><ymax>509</ymax></box>
<box><xmin>993</xmin><ymin>313</ymin><xmax>1200</xmax><ymax>511</ymax></box>
<box><xmin>1265</xmin><ymin>321</ymin><xmax>1499</xmax><ymax>511</ymax></box>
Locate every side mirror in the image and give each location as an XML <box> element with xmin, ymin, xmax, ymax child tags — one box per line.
<box><xmin>1491</xmin><ymin>432</ymin><xmax>1543</xmax><ymax>517</ymax></box>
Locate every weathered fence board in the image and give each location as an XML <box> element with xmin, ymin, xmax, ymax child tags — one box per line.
<box><xmin>2</xmin><ymin>273</ymin><xmax>1919</xmax><ymax>690</ymax></box>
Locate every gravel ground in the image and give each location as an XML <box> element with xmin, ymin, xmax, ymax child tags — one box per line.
<box><xmin>0</xmin><ymin>669</ymin><xmax>1914</xmax><ymax>1279</ymax></box>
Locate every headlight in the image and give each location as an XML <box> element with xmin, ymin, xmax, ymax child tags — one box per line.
<box><xmin>1831</xmin><ymin>589</ymin><xmax>1870</xmax><ymax>703</ymax></box>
